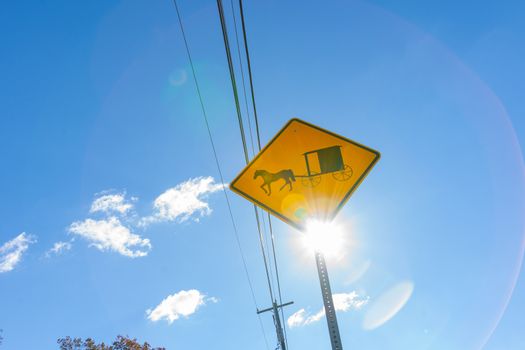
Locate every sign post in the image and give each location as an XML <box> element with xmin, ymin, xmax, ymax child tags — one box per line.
<box><xmin>230</xmin><ymin>118</ymin><xmax>380</xmax><ymax>349</ymax></box>
<box><xmin>316</xmin><ymin>251</ymin><xmax>342</xmax><ymax>350</ymax></box>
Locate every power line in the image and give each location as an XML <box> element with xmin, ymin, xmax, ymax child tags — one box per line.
<box><xmin>229</xmin><ymin>1</ymin><xmax>280</xmax><ymax>319</ymax></box>
<box><xmin>217</xmin><ymin>1</ymin><xmax>293</xmax><ymax>349</ymax></box>
<box><xmin>268</xmin><ymin>213</ymin><xmax>289</xmax><ymax>348</ymax></box>
<box><xmin>260</xmin><ymin>208</ymin><xmax>276</xmax><ymax>293</ymax></box>
<box><xmin>229</xmin><ymin>0</ymin><xmax>256</xmax><ymax>157</ymax></box>
<box><xmin>216</xmin><ymin>0</ymin><xmax>276</xmax><ymax>305</ymax></box>
<box><xmin>237</xmin><ymin>1</ymin><xmax>289</xmax><ymax>347</ymax></box>
<box><xmin>238</xmin><ymin>0</ymin><xmax>262</xmax><ymax>150</ymax></box>
<box><xmin>171</xmin><ymin>1</ymin><xmax>270</xmax><ymax>349</ymax></box>
<box><xmin>216</xmin><ymin>0</ymin><xmax>249</xmax><ymax>165</ymax></box>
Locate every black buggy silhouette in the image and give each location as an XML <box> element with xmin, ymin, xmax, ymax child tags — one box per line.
<box><xmin>253</xmin><ymin>145</ymin><xmax>354</xmax><ymax>195</ymax></box>
<box><xmin>297</xmin><ymin>145</ymin><xmax>353</xmax><ymax>188</ymax></box>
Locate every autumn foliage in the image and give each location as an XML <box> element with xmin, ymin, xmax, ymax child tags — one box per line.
<box><xmin>57</xmin><ymin>335</ymin><xmax>165</xmax><ymax>350</ymax></box>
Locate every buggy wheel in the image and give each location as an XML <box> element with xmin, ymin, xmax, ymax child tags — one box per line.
<box><xmin>332</xmin><ymin>165</ymin><xmax>353</xmax><ymax>181</ymax></box>
<box><xmin>302</xmin><ymin>174</ymin><xmax>321</xmax><ymax>188</ymax></box>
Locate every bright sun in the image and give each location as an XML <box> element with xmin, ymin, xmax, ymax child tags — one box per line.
<box><xmin>302</xmin><ymin>220</ymin><xmax>346</xmax><ymax>258</ymax></box>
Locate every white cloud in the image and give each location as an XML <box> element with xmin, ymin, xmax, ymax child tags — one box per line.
<box><xmin>69</xmin><ymin>217</ymin><xmax>151</xmax><ymax>258</ymax></box>
<box><xmin>90</xmin><ymin>193</ymin><xmax>134</xmax><ymax>215</ymax></box>
<box><xmin>147</xmin><ymin>289</ymin><xmax>216</xmax><ymax>324</ymax></box>
<box><xmin>207</xmin><ymin>296</ymin><xmax>220</xmax><ymax>304</ymax></box>
<box><xmin>306</xmin><ymin>309</ymin><xmax>326</xmax><ymax>324</ymax></box>
<box><xmin>141</xmin><ymin>177</ymin><xmax>224</xmax><ymax>225</ymax></box>
<box><xmin>68</xmin><ymin>177</ymin><xmax>221</xmax><ymax>258</ymax></box>
<box><xmin>287</xmin><ymin>308</ymin><xmax>324</xmax><ymax>328</ymax></box>
<box><xmin>287</xmin><ymin>291</ymin><xmax>369</xmax><ymax>328</ymax></box>
<box><xmin>287</xmin><ymin>308</ymin><xmax>308</xmax><ymax>328</ymax></box>
<box><xmin>0</xmin><ymin>233</ymin><xmax>37</xmax><ymax>273</ymax></box>
<box><xmin>333</xmin><ymin>291</ymin><xmax>370</xmax><ymax>311</ymax></box>
<box><xmin>45</xmin><ymin>240</ymin><xmax>73</xmax><ymax>258</ymax></box>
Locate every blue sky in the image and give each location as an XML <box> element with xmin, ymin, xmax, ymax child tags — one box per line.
<box><xmin>1</xmin><ymin>1</ymin><xmax>524</xmax><ymax>349</ymax></box>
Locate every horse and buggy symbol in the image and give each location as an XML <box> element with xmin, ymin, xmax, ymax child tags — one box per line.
<box><xmin>254</xmin><ymin>145</ymin><xmax>353</xmax><ymax>195</ymax></box>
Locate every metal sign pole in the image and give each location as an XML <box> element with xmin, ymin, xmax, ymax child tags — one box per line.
<box><xmin>315</xmin><ymin>250</ymin><xmax>343</xmax><ymax>350</ymax></box>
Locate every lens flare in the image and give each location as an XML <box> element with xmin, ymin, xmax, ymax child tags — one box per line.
<box><xmin>302</xmin><ymin>220</ymin><xmax>346</xmax><ymax>259</ymax></box>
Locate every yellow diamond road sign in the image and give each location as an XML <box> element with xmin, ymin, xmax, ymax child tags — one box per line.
<box><xmin>230</xmin><ymin>118</ymin><xmax>380</xmax><ymax>231</ymax></box>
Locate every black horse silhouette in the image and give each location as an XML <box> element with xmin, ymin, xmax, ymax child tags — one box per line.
<box><xmin>254</xmin><ymin>169</ymin><xmax>296</xmax><ymax>195</ymax></box>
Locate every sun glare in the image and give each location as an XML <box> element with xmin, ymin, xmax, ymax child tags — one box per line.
<box><xmin>302</xmin><ymin>220</ymin><xmax>346</xmax><ymax>258</ymax></box>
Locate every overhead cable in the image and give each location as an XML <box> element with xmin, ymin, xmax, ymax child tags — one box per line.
<box><xmin>238</xmin><ymin>0</ymin><xmax>263</xmax><ymax>150</ymax></box>
<box><xmin>171</xmin><ymin>1</ymin><xmax>270</xmax><ymax>349</ymax></box>
<box><xmin>238</xmin><ymin>1</ymin><xmax>289</xmax><ymax>347</ymax></box>
<box><xmin>229</xmin><ymin>0</ymin><xmax>256</xmax><ymax>157</ymax></box>
<box><xmin>216</xmin><ymin>0</ymin><xmax>277</xmax><ymax>306</ymax></box>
